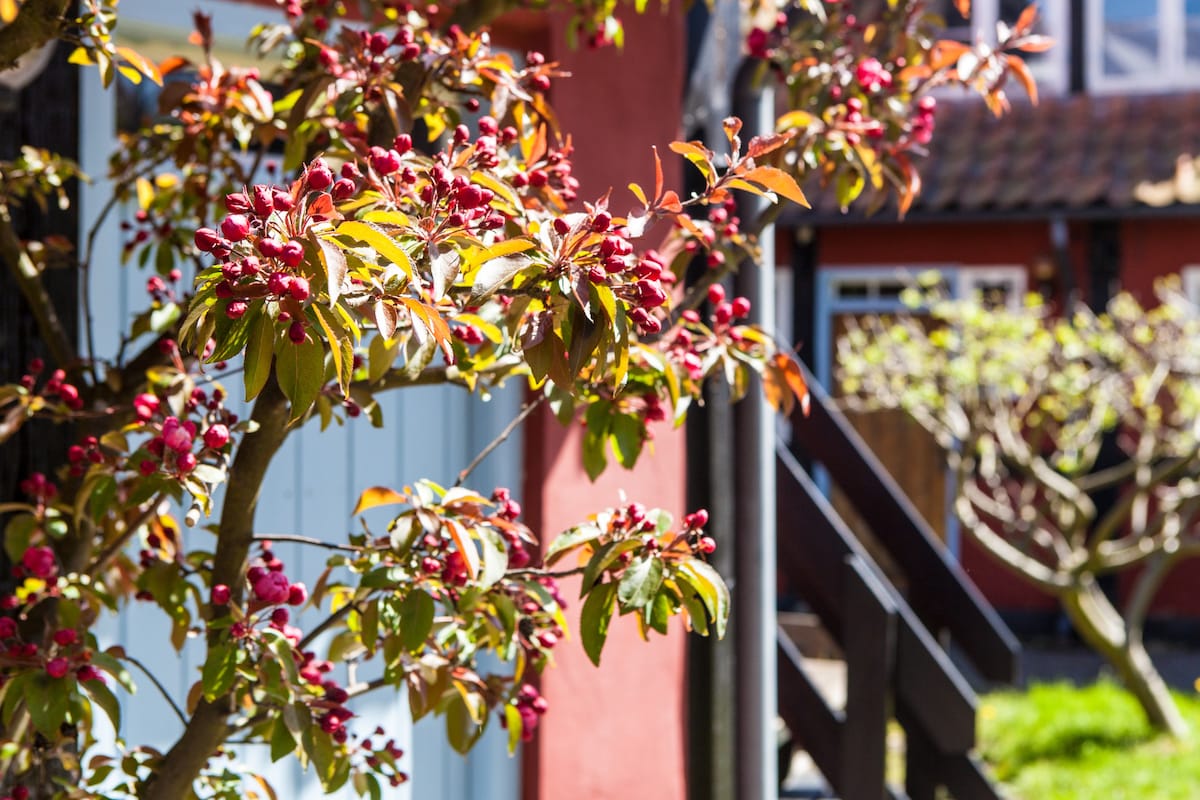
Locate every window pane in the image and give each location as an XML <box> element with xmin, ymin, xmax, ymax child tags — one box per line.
<box><xmin>930</xmin><ymin>0</ymin><xmax>972</xmax><ymax>40</ymax></box>
<box><xmin>1187</xmin><ymin>0</ymin><xmax>1200</xmax><ymax>69</ymax></box>
<box><xmin>1102</xmin><ymin>0</ymin><xmax>1160</xmax><ymax>78</ymax></box>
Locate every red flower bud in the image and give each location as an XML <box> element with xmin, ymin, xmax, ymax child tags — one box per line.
<box><xmin>211</xmin><ymin>584</ymin><xmax>231</xmax><ymax>605</ymax></box>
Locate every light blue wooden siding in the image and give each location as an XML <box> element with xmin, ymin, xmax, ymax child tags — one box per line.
<box><xmin>78</xmin><ymin>3</ymin><xmax>522</xmax><ymax>794</ymax></box>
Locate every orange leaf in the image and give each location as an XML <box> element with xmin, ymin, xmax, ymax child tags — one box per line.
<box><xmin>746</xmin><ymin>131</ymin><xmax>796</xmax><ymax>159</ymax></box>
<box><xmin>158</xmin><ymin>56</ymin><xmax>191</xmax><ymax>76</ymax></box>
<box><xmin>1014</xmin><ymin>3</ymin><xmax>1039</xmax><ymax>35</ymax></box>
<box><xmin>930</xmin><ymin>40</ymin><xmax>970</xmax><ymax>72</ymax></box>
<box><xmin>1006</xmin><ymin>54</ymin><xmax>1038</xmax><ymax>105</ymax></box>
<box><xmin>352</xmin><ymin>486</ymin><xmax>407</xmax><ymax>516</ymax></box>
<box><xmin>954</xmin><ymin>0</ymin><xmax>971</xmax><ymax>19</ymax></box>
<box><xmin>1014</xmin><ymin>35</ymin><xmax>1055</xmax><ymax>53</ymax></box>
<box><xmin>772</xmin><ymin>353</ymin><xmax>810</xmax><ymax>418</ymax></box>
<box><xmin>896</xmin><ymin>155</ymin><xmax>921</xmax><ymax>218</ymax></box>
<box><xmin>444</xmin><ymin>519</ymin><xmax>479</xmax><ymax>580</ymax></box>
<box><xmin>741</xmin><ymin>166</ymin><xmax>810</xmax><ymax>208</ymax></box>
<box><xmin>657</xmin><ymin>190</ymin><xmax>683</xmax><ymax>213</ymax></box>
<box><xmin>652</xmin><ymin>145</ymin><xmax>664</xmax><ymax>201</ymax></box>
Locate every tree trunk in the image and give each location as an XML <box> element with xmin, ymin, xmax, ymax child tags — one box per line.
<box><xmin>1060</xmin><ymin>579</ymin><xmax>1189</xmax><ymax>738</ymax></box>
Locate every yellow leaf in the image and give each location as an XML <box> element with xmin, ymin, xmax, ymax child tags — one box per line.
<box><xmin>0</xmin><ymin>0</ymin><xmax>18</xmax><ymax>25</ymax></box>
<box><xmin>352</xmin><ymin>486</ymin><xmax>407</xmax><ymax>516</ymax></box>
<box><xmin>776</xmin><ymin>110</ymin><xmax>814</xmax><ymax>131</ymax></box>
<box><xmin>461</xmin><ymin>237</ymin><xmax>534</xmax><ymax>275</ymax></box>
<box><xmin>336</xmin><ymin>220</ymin><xmax>413</xmax><ymax>279</ymax></box>
<box><xmin>117</xmin><ymin>65</ymin><xmax>142</xmax><ymax>85</ymax></box>
<box><xmin>67</xmin><ymin>46</ymin><xmax>94</xmax><ymax>67</ymax></box>
<box><xmin>628</xmin><ymin>182</ymin><xmax>648</xmax><ymax>207</ymax></box>
<box><xmin>117</xmin><ymin>46</ymin><xmax>162</xmax><ymax>86</ymax></box>
<box><xmin>741</xmin><ymin>166</ymin><xmax>810</xmax><ymax>208</ymax></box>
<box><xmin>136</xmin><ymin>177</ymin><xmax>154</xmax><ymax>211</ymax></box>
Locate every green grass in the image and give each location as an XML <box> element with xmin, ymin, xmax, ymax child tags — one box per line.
<box><xmin>978</xmin><ymin>681</ymin><xmax>1200</xmax><ymax>799</ymax></box>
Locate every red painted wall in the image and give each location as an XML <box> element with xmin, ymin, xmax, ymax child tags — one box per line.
<box><xmin>817</xmin><ymin>218</ymin><xmax>1200</xmax><ymax>619</ymax></box>
<box><xmin>519</xmin><ymin>8</ymin><xmax>689</xmax><ymax>800</ymax></box>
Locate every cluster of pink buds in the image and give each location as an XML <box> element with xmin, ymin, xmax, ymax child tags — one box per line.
<box><xmin>745</xmin><ymin>12</ymin><xmax>788</xmax><ymax>59</ymax></box>
<box><xmin>911</xmin><ymin>95</ymin><xmax>937</xmax><ymax>145</ymax></box>
<box><xmin>361</xmin><ymin>734</ymin><xmax>408</xmax><ymax>786</ymax></box>
<box><xmin>18</xmin><ymin>360</ymin><xmax>83</xmax><ymax>411</ymax></box>
<box><xmin>134</xmin><ymin>395</ymin><xmax>235</xmax><ymax>478</ymax></box>
<box><xmin>145</xmin><ymin>269</ymin><xmax>184</xmax><ymax>304</ymax></box>
<box><xmin>501</xmin><ymin>683</ymin><xmax>549</xmax><ymax>742</ymax></box>
<box><xmin>0</xmin><ymin>613</ymin><xmax>102</xmax><ymax>683</ymax></box>
<box><xmin>65</xmin><ymin>435</ymin><xmax>106</xmax><ymax>478</ymax></box>
<box><xmin>17</xmin><ymin>474</ymin><xmax>57</xmax><ymax>506</ymax></box>
<box><xmin>120</xmin><ymin>208</ymin><xmax>175</xmax><ymax>260</ymax></box>
<box><xmin>305</xmin><ymin>657</ymin><xmax>355</xmax><ymax>743</ymax></box>
<box><xmin>855</xmin><ymin>57</ymin><xmax>894</xmax><ymax>94</ymax></box>
<box><xmin>515</xmin><ymin>135</ymin><xmax>577</xmax><ymax>200</ymax></box>
<box><xmin>490</xmin><ymin>487</ymin><xmax>531</xmax><ymax>567</ymax></box>
<box><xmin>683</xmin><ymin>508</ymin><xmax>716</xmax><ymax>554</ymax></box>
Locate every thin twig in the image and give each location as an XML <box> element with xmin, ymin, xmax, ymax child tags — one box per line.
<box><xmin>505</xmin><ymin>565</ymin><xmax>587</xmax><ymax>580</ymax></box>
<box><xmin>88</xmin><ymin>492</ymin><xmax>166</xmax><ymax>573</ymax></box>
<box><xmin>297</xmin><ymin>600</ymin><xmax>362</xmax><ymax>651</ymax></box>
<box><xmin>454</xmin><ymin>394</ymin><xmax>545</xmax><ymax>488</ymax></box>
<box><xmin>125</xmin><ymin>654</ymin><xmax>188</xmax><ymax>727</ymax></box>
<box><xmin>253</xmin><ymin>533</ymin><xmax>361</xmax><ymax>553</ymax></box>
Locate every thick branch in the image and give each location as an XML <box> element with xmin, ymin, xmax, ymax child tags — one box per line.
<box><xmin>141</xmin><ymin>376</ymin><xmax>291</xmax><ymax>800</ymax></box>
<box><xmin>955</xmin><ymin>493</ymin><xmax>1071</xmax><ymax>591</ymax></box>
<box><xmin>0</xmin><ymin>206</ymin><xmax>75</xmax><ymax>367</ymax></box>
<box><xmin>0</xmin><ymin>0</ymin><xmax>70</xmax><ymax>72</ymax></box>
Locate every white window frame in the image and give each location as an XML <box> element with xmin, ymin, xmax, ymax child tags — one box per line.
<box><xmin>1087</xmin><ymin>0</ymin><xmax>1200</xmax><ymax>93</ymax></box>
<box><xmin>935</xmin><ymin>0</ymin><xmax>1070</xmax><ymax>97</ymax></box>
<box><xmin>956</xmin><ymin>265</ymin><xmax>1028</xmax><ymax>309</ymax></box>
<box><xmin>1180</xmin><ymin>265</ymin><xmax>1200</xmax><ymax>305</ymax></box>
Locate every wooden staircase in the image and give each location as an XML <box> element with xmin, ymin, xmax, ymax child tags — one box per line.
<box><xmin>776</xmin><ymin>369</ymin><xmax>1019</xmax><ymax>800</ymax></box>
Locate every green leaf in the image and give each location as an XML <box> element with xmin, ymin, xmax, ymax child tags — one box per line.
<box><xmin>617</xmin><ymin>556</ymin><xmax>664</xmax><ymax>614</ymax></box>
<box><xmin>90</xmin><ymin>651</ymin><xmax>136</xmax><ymax>692</ymax></box>
<box><xmin>646</xmin><ymin>587</ymin><xmax>674</xmax><ymax>635</ymax></box>
<box><xmin>445</xmin><ymin>691</ymin><xmax>485</xmax><ymax>754</ymax></box>
<box><xmin>477</xmin><ymin>527</ymin><xmax>509</xmax><ymax>589</ymax></box>
<box><xmin>335</xmin><ymin>220</ymin><xmax>413</xmax><ymax>280</ymax></box>
<box><xmin>678</xmin><ymin>580</ymin><xmax>709</xmax><ymax>636</ymax></box>
<box><xmin>544</xmin><ymin>522</ymin><xmax>603</xmax><ymax>566</ymax></box>
<box><xmin>82</xmin><ymin>679</ymin><xmax>122</xmax><ymax>732</ymax></box>
<box><xmin>398</xmin><ymin>589</ymin><xmax>435</xmax><ymax>653</ymax></box>
<box><xmin>360</xmin><ymin>599</ymin><xmax>379</xmax><ymax>656</ymax></box>
<box><xmin>271</xmin><ymin>716</ymin><xmax>297</xmax><ymax>762</ymax></box>
<box><xmin>582</xmin><ymin>400</ymin><xmax>612</xmax><ymax>481</ymax></box>
<box><xmin>676</xmin><ymin>558</ymin><xmax>730</xmax><ymax>638</ymax></box>
<box><xmin>201</xmin><ymin>641</ymin><xmax>240</xmax><ymax>701</ymax></box>
<box><xmin>25</xmin><ymin>675</ymin><xmax>68</xmax><ymax>737</ymax></box>
<box><xmin>609</xmin><ymin>414</ymin><xmax>644</xmax><ymax>468</ymax></box>
<box><xmin>579</xmin><ymin>538</ymin><xmax>642</xmax><ymax>596</ymax></box>
<box><xmin>244</xmin><ymin>313</ymin><xmax>276</xmax><ymax>401</ymax></box>
<box><xmin>274</xmin><ymin>334</ymin><xmax>325</xmax><ymax>422</ymax></box>
<box><xmin>469</xmin><ymin>254</ymin><xmax>533</xmax><ymax>303</ymax></box>
<box><xmin>579</xmin><ymin>581</ymin><xmax>616</xmax><ymax>666</ymax></box>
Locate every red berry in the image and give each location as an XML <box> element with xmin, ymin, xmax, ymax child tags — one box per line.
<box><xmin>279</xmin><ymin>240</ymin><xmax>305</xmax><ymax>268</ymax></box>
<box><xmin>204</xmin><ymin>423</ymin><xmax>230</xmax><ymax>449</ymax></box>
<box><xmin>306</xmin><ymin>159</ymin><xmax>334</xmax><ymax>191</ymax></box>
<box><xmin>288</xmin><ymin>320</ymin><xmax>306</xmax><ymax>344</ymax></box>
<box><xmin>194</xmin><ymin>228</ymin><xmax>221</xmax><ymax>252</ymax></box>
<box><xmin>211</xmin><ymin>584</ymin><xmax>231</xmax><ymax>605</ymax></box>
<box><xmin>45</xmin><ymin>657</ymin><xmax>69</xmax><ymax>679</ymax></box>
<box><xmin>288</xmin><ymin>276</ymin><xmax>311</xmax><ymax>302</ymax></box>
<box><xmin>699</xmin><ymin>536</ymin><xmax>717</xmax><ymax>554</ymax></box>
<box><xmin>731</xmin><ymin>296</ymin><xmax>751</xmax><ymax>318</ymax></box>
<box><xmin>225</xmin><ymin>300</ymin><xmax>249</xmax><ymax>320</ymax></box>
<box><xmin>220</xmin><ymin>215</ymin><xmax>250</xmax><ymax>242</ymax></box>
<box><xmin>707</xmin><ymin>284</ymin><xmax>726</xmax><ymax>305</ymax></box>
